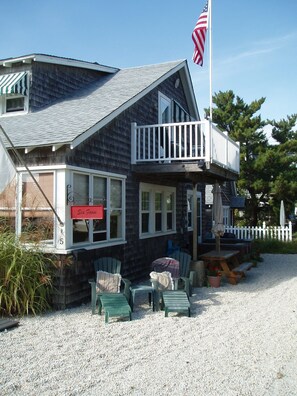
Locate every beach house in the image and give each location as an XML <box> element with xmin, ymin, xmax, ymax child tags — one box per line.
<box><xmin>0</xmin><ymin>54</ymin><xmax>240</xmax><ymax>306</ymax></box>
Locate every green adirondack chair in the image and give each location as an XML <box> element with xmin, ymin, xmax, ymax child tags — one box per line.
<box><xmin>169</xmin><ymin>251</ymin><xmax>195</xmax><ymax>297</ymax></box>
<box><xmin>89</xmin><ymin>257</ymin><xmax>131</xmax><ymax>315</ymax></box>
<box><xmin>150</xmin><ymin>271</ymin><xmax>191</xmax><ymax>316</ymax></box>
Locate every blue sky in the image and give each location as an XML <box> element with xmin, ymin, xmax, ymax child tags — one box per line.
<box><xmin>1</xmin><ymin>0</ymin><xmax>296</xmax><ymax>123</ymax></box>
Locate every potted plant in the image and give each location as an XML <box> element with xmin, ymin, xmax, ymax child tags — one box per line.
<box><xmin>206</xmin><ymin>266</ymin><xmax>222</xmax><ymax>288</ymax></box>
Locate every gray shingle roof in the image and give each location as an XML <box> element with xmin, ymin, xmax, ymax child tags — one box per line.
<box><xmin>0</xmin><ymin>60</ymin><xmax>186</xmax><ymax>149</ymax></box>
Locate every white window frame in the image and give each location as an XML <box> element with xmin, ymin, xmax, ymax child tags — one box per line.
<box><xmin>0</xmin><ymin>164</ymin><xmax>126</xmax><ymax>253</ymax></box>
<box><xmin>139</xmin><ymin>182</ymin><xmax>176</xmax><ymax>238</ymax></box>
<box><xmin>158</xmin><ymin>92</ymin><xmax>172</xmax><ymax>124</ymax></box>
<box><xmin>71</xmin><ymin>170</ymin><xmax>126</xmax><ymax>247</ymax></box>
<box><xmin>187</xmin><ymin>189</ymin><xmax>202</xmax><ymax>243</ymax></box>
<box><xmin>223</xmin><ymin>205</ymin><xmax>230</xmax><ymax>226</ymax></box>
<box><xmin>0</xmin><ymin>93</ymin><xmax>29</xmax><ymax>116</ymax></box>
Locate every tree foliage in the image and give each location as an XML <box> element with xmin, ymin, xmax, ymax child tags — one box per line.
<box><xmin>206</xmin><ymin>91</ymin><xmax>297</xmax><ymax>226</ymax></box>
<box><xmin>268</xmin><ymin>114</ymin><xmax>297</xmax><ymax>218</ymax></box>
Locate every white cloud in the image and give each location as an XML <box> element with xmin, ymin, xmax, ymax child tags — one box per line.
<box><xmin>218</xmin><ymin>31</ymin><xmax>297</xmax><ymax>66</ymax></box>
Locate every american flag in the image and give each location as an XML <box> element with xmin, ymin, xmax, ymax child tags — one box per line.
<box><xmin>192</xmin><ymin>1</ymin><xmax>209</xmax><ymax>66</ymax></box>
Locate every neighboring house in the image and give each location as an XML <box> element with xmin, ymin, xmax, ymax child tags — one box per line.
<box><xmin>0</xmin><ymin>54</ymin><xmax>240</xmax><ymax>307</ymax></box>
<box><xmin>205</xmin><ymin>183</ymin><xmax>246</xmax><ymax>235</ymax></box>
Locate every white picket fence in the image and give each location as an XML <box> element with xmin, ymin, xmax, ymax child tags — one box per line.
<box><xmin>225</xmin><ymin>221</ymin><xmax>293</xmax><ymax>242</ymax></box>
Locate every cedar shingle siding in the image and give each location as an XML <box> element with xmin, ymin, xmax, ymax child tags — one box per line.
<box><xmin>1</xmin><ymin>55</ymin><xmax>236</xmax><ymax>308</ymax></box>
<box><xmin>54</xmin><ymin>73</ymin><xmax>194</xmax><ymax>307</ymax></box>
<box><xmin>3</xmin><ymin>62</ymin><xmax>194</xmax><ymax>307</ymax></box>
<box><xmin>30</xmin><ymin>63</ymin><xmax>105</xmax><ymax>111</ymax></box>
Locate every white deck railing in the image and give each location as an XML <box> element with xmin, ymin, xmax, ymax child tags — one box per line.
<box><xmin>225</xmin><ymin>222</ymin><xmax>293</xmax><ymax>241</ymax></box>
<box><xmin>131</xmin><ymin>120</ymin><xmax>240</xmax><ymax>174</ymax></box>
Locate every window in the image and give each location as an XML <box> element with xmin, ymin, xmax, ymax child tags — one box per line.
<box><xmin>110</xmin><ymin>179</ymin><xmax>123</xmax><ymax>239</ymax></box>
<box><xmin>187</xmin><ymin>193</ymin><xmax>193</xmax><ymax>229</ymax></box>
<box><xmin>158</xmin><ymin>93</ymin><xmax>172</xmax><ymax>158</ymax></box>
<box><xmin>141</xmin><ymin>191</ymin><xmax>150</xmax><ymax>233</ymax></box>
<box><xmin>72</xmin><ymin>172</ymin><xmax>125</xmax><ymax>245</ymax></box>
<box><xmin>0</xmin><ymin>71</ymin><xmax>29</xmax><ymax>115</ymax></box>
<box><xmin>173</xmin><ymin>101</ymin><xmax>191</xmax><ymax>123</ymax></box>
<box><xmin>140</xmin><ymin>183</ymin><xmax>176</xmax><ymax>237</ymax></box>
<box><xmin>187</xmin><ymin>190</ymin><xmax>202</xmax><ymax>243</ymax></box>
<box><xmin>158</xmin><ymin>93</ymin><xmax>171</xmax><ymax>124</ymax></box>
<box><xmin>166</xmin><ymin>193</ymin><xmax>173</xmax><ymax>230</ymax></box>
<box><xmin>6</xmin><ymin>96</ymin><xmax>25</xmax><ymax>112</ymax></box>
<box><xmin>223</xmin><ymin>206</ymin><xmax>230</xmax><ymax>226</ymax></box>
<box><xmin>0</xmin><ymin>94</ymin><xmax>28</xmax><ymax>115</ymax></box>
<box><xmin>155</xmin><ymin>192</ymin><xmax>162</xmax><ymax>232</ymax></box>
<box><xmin>20</xmin><ymin>172</ymin><xmax>55</xmax><ymax>244</ymax></box>
<box><xmin>93</xmin><ymin>176</ymin><xmax>107</xmax><ymax>241</ymax></box>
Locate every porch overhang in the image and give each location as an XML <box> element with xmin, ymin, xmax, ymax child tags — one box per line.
<box><xmin>131</xmin><ymin>161</ymin><xmax>239</xmax><ymax>184</ymax></box>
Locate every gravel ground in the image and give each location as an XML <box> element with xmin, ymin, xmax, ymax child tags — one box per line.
<box><xmin>1</xmin><ymin>254</ymin><xmax>297</xmax><ymax>396</ymax></box>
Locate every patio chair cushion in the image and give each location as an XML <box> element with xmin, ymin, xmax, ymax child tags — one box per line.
<box><xmin>96</xmin><ymin>271</ymin><xmax>121</xmax><ymax>293</ymax></box>
<box><xmin>150</xmin><ymin>271</ymin><xmax>174</xmax><ymax>291</ymax></box>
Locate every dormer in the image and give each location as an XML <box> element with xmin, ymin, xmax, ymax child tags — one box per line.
<box><xmin>0</xmin><ymin>54</ymin><xmax>118</xmax><ymax>116</ymax></box>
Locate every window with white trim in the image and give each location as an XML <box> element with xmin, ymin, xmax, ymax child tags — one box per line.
<box><xmin>0</xmin><ymin>71</ymin><xmax>29</xmax><ymax>116</ymax></box>
<box><xmin>140</xmin><ymin>183</ymin><xmax>176</xmax><ymax>237</ymax></box>
<box><xmin>173</xmin><ymin>100</ymin><xmax>191</xmax><ymax>123</ymax></box>
<box><xmin>158</xmin><ymin>93</ymin><xmax>171</xmax><ymax>124</ymax></box>
<box><xmin>0</xmin><ymin>94</ymin><xmax>29</xmax><ymax>115</ymax></box>
<box><xmin>72</xmin><ymin>172</ymin><xmax>125</xmax><ymax>245</ymax></box>
<box><xmin>0</xmin><ymin>171</ymin><xmax>55</xmax><ymax>244</ymax></box>
<box><xmin>187</xmin><ymin>189</ymin><xmax>202</xmax><ymax>243</ymax></box>
<box><xmin>223</xmin><ymin>206</ymin><xmax>230</xmax><ymax>226</ymax></box>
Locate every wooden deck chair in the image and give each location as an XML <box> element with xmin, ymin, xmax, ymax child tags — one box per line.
<box><xmin>169</xmin><ymin>251</ymin><xmax>195</xmax><ymax>297</ymax></box>
<box><xmin>89</xmin><ymin>257</ymin><xmax>130</xmax><ymax>314</ymax></box>
<box><xmin>94</xmin><ymin>257</ymin><xmax>121</xmax><ymax>274</ymax></box>
<box><xmin>166</xmin><ymin>239</ymin><xmax>181</xmax><ymax>256</ymax></box>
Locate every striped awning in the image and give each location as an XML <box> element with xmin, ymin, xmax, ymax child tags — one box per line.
<box><xmin>0</xmin><ymin>72</ymin><xmax>28</xmax><ymax>96</ymax></box>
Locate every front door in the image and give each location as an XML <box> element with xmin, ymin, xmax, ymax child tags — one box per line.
<box><xmin>187</xmin><ymin>190</ymin><xmax>202</xmax><ymax>244</ymax></box>
<box><xmin>158</xmin><ymin>93</ymin><xmax>171</xmax><ymax>158</ymax></box>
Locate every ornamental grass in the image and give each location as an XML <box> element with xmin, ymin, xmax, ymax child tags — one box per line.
<box><xmin>0</xmin><ymin>232</ymin><xmax>55</xmax><ymax>316</ymax></box>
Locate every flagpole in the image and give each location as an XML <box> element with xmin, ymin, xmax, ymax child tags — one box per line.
<box><xmin>209</xmin><ymin>0</ymin><xmax>213</xmax><ymax>121</ymax></box>
<box><xmin>0</xmin><ymin>125</ymin><xmax>64</xmax><ymax>226</ymax></box>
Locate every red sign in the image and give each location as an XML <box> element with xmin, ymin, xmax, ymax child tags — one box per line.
<box><xmin>71</xmin><ymin>205</ymin><xmax>104</xmax><ymax>220</ymax></box>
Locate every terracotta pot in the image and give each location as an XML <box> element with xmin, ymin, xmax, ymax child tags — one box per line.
<box><xmin>207</xmin><ymin>275</ymin><xmax>221</xmax><ymax>288</ymax></box>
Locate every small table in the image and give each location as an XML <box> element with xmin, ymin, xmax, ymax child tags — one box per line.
<box><xmin>129</xmin><ymin>284</ymin><xmax>155</xmax><ymax>311</ymax></box>
<box><xmin>200</xmin><ymin>250</ymin><xmax>241</xmax><ymax>285</ymax></box>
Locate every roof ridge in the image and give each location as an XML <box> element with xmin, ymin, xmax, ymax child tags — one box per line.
<box><xmin>121</xmin><ymin>59</ymin><xmax>186</xmax><ymax>71</ymax></box>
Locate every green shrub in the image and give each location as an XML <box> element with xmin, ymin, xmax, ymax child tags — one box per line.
<box><xmin>253</xmin><ymin>238</ymin><xmax>297</xmax><ymax>254</ymax></box>
<box><xmin>0</xmin><ymin>232</ymin><xmax>55</xmax><ymax>316</ymax></box>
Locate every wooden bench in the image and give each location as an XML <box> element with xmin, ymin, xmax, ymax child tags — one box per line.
<box><xmin>162</xmin><ymin>291</ymin><xmax>191</xmax><ymax>317</ymax></box>
<box><xmin>200</xmin><ymin>251</ymin><xmax>254</xmax><ymax>285</ymax></box>
<box><xmin>99</xmin><ymin>293</ymin><xmax>132</xmax><ymax>324</ymax></box>
<box><xmin>221</xmin><ymin>261</ymin><xmax>253</xmax><ymax>284</ymax></box>
<box><xmin>232</xmin><ymin>262</ymin><xmax>253</xmax><ymax>276</ymax></box>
